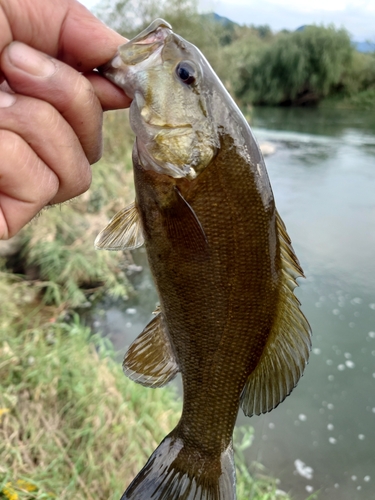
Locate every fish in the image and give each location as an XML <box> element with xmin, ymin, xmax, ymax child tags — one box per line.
<box><xmin>95</xmin><ymin>18</ymin><xmax>311</xmax><ymax>500</ymax></box>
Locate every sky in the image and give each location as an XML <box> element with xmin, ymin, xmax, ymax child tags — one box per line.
<box><xmin>79</xmin><ymin>0</ymin><xmax>375</xmax><ymax>41</ymax></box>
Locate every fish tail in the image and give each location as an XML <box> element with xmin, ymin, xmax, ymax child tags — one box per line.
<box><xmin>121</xmin><ymin>429</ymin><xmax>236</xmax><ymax>500</ymax></box>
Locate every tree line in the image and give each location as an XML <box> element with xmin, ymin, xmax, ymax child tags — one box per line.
<box><xmin>96</xmin><ymin>0</ymin><xmax>375</xmax><ymax>107</ymax></box>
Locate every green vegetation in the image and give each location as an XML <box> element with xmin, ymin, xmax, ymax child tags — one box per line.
<box><xmin>97</xmin><ymin>0</ymin><xmax>375</xmax><ymax>109</ymax></box>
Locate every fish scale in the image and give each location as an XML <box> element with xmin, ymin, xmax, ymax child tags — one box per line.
<box><xmin>95</xmin><ymin>18</ymin><xmax>311</xmax><ymax>500</ymax></box>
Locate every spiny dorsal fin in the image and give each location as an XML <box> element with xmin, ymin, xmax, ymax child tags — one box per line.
<box><xmin>94</xmin><ymin>202</ymin><xmax>144</xmax><ymax>251</ymax></box>
<box><xmin>240</xmin><ymin>210</ymin><xmax>311</xmax><ymax>417</ymax></box>
<box><xmin>123</xmin><ymin>312</ymin><xmax>179</xmax><ymax>388</ymax></box>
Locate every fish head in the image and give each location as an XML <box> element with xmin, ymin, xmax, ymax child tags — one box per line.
<box><xmin>101</xmin><ymin>19</ymin><xmax>220</xmax><ymax>179</ymax></box>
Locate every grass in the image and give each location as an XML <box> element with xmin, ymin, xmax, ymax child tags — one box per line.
<box><xmin>0</xmin><ymin>273</ymin><xmax>180</xmax><ymax>499</ymax></box>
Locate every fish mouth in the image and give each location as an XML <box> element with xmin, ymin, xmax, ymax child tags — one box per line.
<box><xmin>98</xmin><ymin>19</ymin><xmax>172</xmax><ymax>78</ymax></box>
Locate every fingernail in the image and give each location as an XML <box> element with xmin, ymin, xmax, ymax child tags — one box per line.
<box><xmin>0</xmin><ymin>90</ymin><xmax>16</xmax><ymax>107</ymax></box>
<box><xmin>7</xmin><ymin>42</ymin><xmax>56</xmax><ymax>77</ymax></box>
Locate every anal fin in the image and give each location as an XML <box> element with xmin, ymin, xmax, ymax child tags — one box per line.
<box><xmin>123</xmin><ymin>312</ymin><xmax>179</xmax><ymax>387</ymax></box>
<box><xmin>94</xmin><ymin>201</ymin><xmax>144</xmax><ymax>251</ymax></box>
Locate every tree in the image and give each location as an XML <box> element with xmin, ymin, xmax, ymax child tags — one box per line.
<box><xmin>235</xmin><ymin>25</ymin><xmax>355</xmax><ymax>105</ymax></box>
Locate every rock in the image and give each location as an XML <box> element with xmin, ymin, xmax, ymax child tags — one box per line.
<box><xmin>259</xmin><ymin>141</ymin><xmax>276</xmax><ymax>156</ymax></box>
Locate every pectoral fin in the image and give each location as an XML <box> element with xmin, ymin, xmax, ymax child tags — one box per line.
<box><xmin>164</xmin><ymin>186</ymin><xmax>208</xmax><ymax>254</ymax></box>
<box><xmin>123</xmin><ymin>312</ymin><xmax>179</xmax><ymax>387</ymax></box>
<box><xmin>240</xmin><ymin>211</ymin><xmax>311</xmax><ymax>417</ymax></box>
<box><xmin>94</xmin><ymin>202</ymin><xmax>144</xmax><ymax>250</ymax></box>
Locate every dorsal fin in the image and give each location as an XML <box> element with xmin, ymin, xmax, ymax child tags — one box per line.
<box><xmin>240</xmin><ymin>210</ymin><xmax>311</xmax><ymax>417</ymax></box>
<box><xmin>123</xmin><ymin>312</ymin><xmax>179</xmax><ymax>387</ymax></box>
<box><xmin>94</xmin><ymin>202</ymin><xmax>144</xmax><ymax>251</ymax></box>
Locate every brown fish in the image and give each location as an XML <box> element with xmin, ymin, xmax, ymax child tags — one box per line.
<box><xmin>96</xmin><ymin>19</ymin><xmax>311</xmax><ymax>500</ymax></box>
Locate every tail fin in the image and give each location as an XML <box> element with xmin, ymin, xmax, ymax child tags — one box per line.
<box><xmin>121</xmin><ymin>430</ymin><xmax>236</xmax><ymax>500</ymax></box>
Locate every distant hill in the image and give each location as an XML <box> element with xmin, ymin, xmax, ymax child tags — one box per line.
<box><xmin>200</xmin><ymin>12</ymin><xmax>237</xmax><ymax>28</ymax></box>
<box><xmin>354</xmin><ymin>41</ymin><xmax>375</xmax><ymax>53</ymax></box>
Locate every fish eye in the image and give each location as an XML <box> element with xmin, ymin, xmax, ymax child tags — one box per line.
<box><xmin>175</xmin><ymin>61</ymin><xmax>196</xmax><ymax>85</ymax></box>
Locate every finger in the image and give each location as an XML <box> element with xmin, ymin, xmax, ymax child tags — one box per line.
<box><xmin>85</xmin><ymin>71</ymin><xmax>132</xmax><ymax>111</ymax></box>
<box><xmin>0</xmin><ymin>129</ymin><xmax>59</xmax><ymax>239</ymax></box>
<box><xmin>0</xmin><ymin>0</ymin><xmax>127</xmax><ymax>71</ymax></box>
<box><xmin>0</xmin><ymin>89</ymin><xmax>91</xmax><ymax>205</ymax></box>
<box><xmin>1</xmin><ymin>41</ymin><xmax>103</xmax><ymax>164</ymax></box>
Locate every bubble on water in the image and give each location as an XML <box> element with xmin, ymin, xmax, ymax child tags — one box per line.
<box><xmin>344</xmin><ymin>352</ymin><xmax>352</xmax><ymax>359</ymax></box>
<box><xmin>294</xmin><ymin>459</ymin><xmax>314</xmax><ymax>480</ymax></box>
<box><xmin>328</xmin><ymin>375</ymin><xmax>335</xmax><ymax>381</ymax></box>
<box><xmin>364</xmin><ymin>476</ymin><xmax>371</xmax><ymax>482</ymax></box>
<box><xmin>306</xmin><ymin>485</ymin><xmax>314</xmax><ymax>493</ymax></box>
<box><xmin>357</xmin><ymin>486</ymin><xmax>362</xmax><ymax>491</ymax></box>
<box><xmin>351</xmin><ymin>475</ymin><xmax>357</xmax><ymax>481</ymax></box>
<box><xmin>372</xmin><ymin>373</ymin><xmax>375</xmax><ymax>378</ymax></box>
<box><xmin>269</xmin><ymin>422</ymin><xmax>275</xmax><ymax>429</ymax></box>
<box><xmin>368</xmin><ymin>331</ymin><xmax>375</xmax><ymax>339</ymax></box>
<box><xmin>326</xmin><ymin>359</ymin><xmax>333</xmax><ymax>366</ymax></box>
<box><xmin>332</xmin><ymin>309</ymin><xmax>340</xmax><ymax>315</ymax></box>
<box><xmin>329</xmin><ymin>437</ymin><xmax>337</xmax><ymax>444</ymax></box>
<box><xmin>349</xmin><ymin>322</ymin><xmax>355</xmax><ymax>328</ymax></box>
<box><xmin>125</xmin><ymin>322</ymin><xmax>132</xmax><ymax>328</ymax></box>
<box><xmin>358</xmin><ymin>434</ymin><xmax>365</xmax><ymax>440</ymax></box>
<box><xmin>369</xmin><ymin>303</ymin><xmax>375</xmax><ymax>310</ymax></box>
<box><xmin>315</xmin><ymin>302</ymin><xmax>322</xmax><ymax>308</ymax></box>
<box><xmin>334</xmin><ymin>483</ymin><xmax>339</xmax><ymax>488</ymax></box>
<box><xmin>327</xmin><ymin>403</ymin><xmax>334</xmax><ymax>410</ymax></box>
<box><xmin>298</xmin><ymin>414</ymin><xmax>307</xmax><ymax>422</ymax></box>
<box><xmin>327</xmin><ymin>424</ymin><xmax>334</xmax><ymax>431</ymax></box>
<box><xmin>372</xmin><ymin>351</ymin><xmax>375</xmax><ymax>356</ymax></box>
<box><xmin>337</xmin><ymin>364</ymin><xmax>345</xmax><ymax>371</ymax></box>
<box><xmin>125</xmin><ymin>308</ymin><xmax>137</xmax><ymax>315</ymax></box>
<box><xmin>372</xmin><ymin>408</ymin><xmax>375</xmax><ymax>413</ymax></box>
<box><xmin>345</xmin><ymin>360</ymin><xmax>355</xmax><ymax>368</ymax></box>
<box><xmin>312</xmin><ymin>348</ymin><xmax>321</xmax><ymax>355</ymax></box>
<box><xmin>351</xmin><ymin>297</ymin><xmax>362</xmax><ymax>305</ymax></box>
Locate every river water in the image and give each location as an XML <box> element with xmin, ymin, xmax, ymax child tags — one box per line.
<box><xmin>91</xmin><ymin>107</ymin><xmax>375</xmax><ymax>500</ymax></box>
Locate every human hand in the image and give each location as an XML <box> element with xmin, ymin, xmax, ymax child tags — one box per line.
<box><xmin>0</xmin><ymin>0</ymin><xmax>131</xmax><ymax>239</ymax></box>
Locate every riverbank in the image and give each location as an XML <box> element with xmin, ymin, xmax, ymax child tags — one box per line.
<box><xmin>0</xmin><ymin>111</ymin><xmax>291</xmax><ymax>500</ymax></box>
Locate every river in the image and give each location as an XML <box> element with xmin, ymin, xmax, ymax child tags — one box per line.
<box><xmin>90</xmin><ymin>106</ymin><xmax>375</xmax><ymax>500</ymax></box>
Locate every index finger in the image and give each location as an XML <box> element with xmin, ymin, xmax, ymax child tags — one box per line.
<box><xmin>0</xmin><ymin>0</ymin><xmax>126</xmax><ymax>71</ymax></box>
